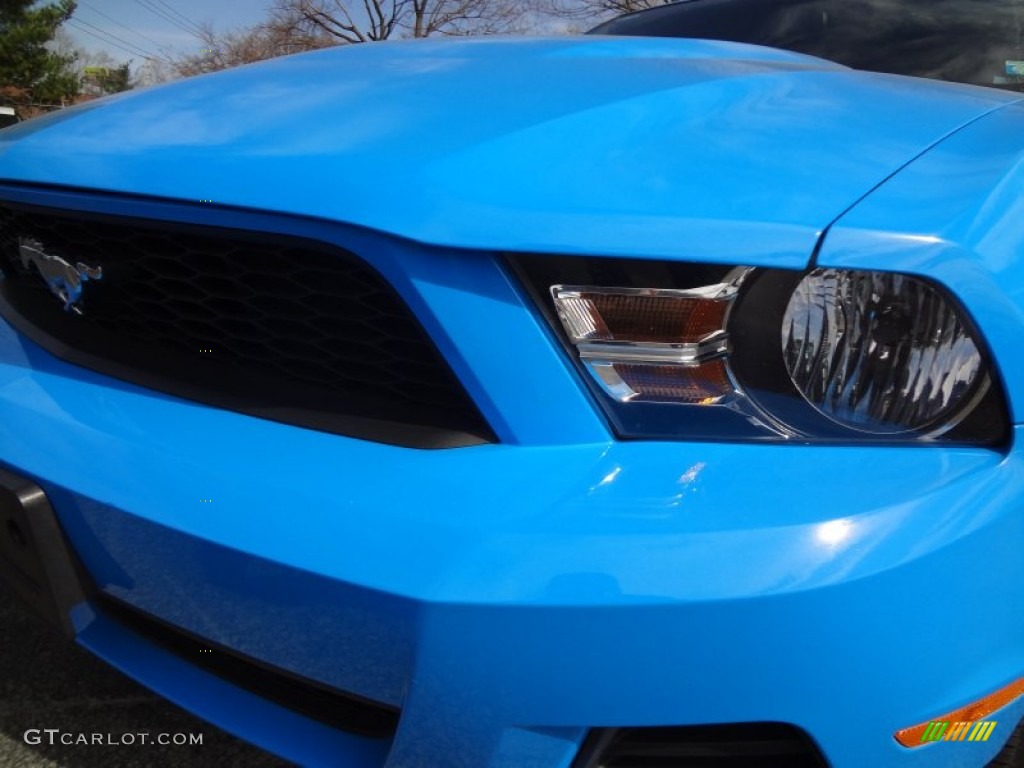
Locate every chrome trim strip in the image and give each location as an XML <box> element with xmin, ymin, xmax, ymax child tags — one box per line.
<box><xmin>552</xmin><ymin>282</ymin><xmax>737</xmax><ymax>301</ymax></box>
<box><xmin>576</xmin><ymin>334</ymin><xmax>728</xmax><ymax>364</ymax></box>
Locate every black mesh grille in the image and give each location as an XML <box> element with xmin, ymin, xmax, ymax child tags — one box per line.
<box><xmin>575</xmin><ymin>723</ymin><xmax>830</xmax><ymax>768</ymax></box>
<box><xmin>0</xmin><ymin>203</ymin><xmax>494</xmax><ymax>448</ymax></box>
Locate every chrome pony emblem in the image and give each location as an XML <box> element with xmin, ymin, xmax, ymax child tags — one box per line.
<box><xmin>18</xmin><ymin>237</ymin><xmax>102</xmax><ymax>315</ymax></box>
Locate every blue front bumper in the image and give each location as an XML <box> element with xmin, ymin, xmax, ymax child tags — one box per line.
<box><xmin>0</xmin><ymin>305</ymin><xmax>1022</xmax><ymax>767</ymax></box>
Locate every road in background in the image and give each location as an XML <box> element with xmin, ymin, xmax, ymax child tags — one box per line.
<box><xmin>0</xmin><ymin>584</ymin><xmax>290</xmax><ymax>767</ymax></box>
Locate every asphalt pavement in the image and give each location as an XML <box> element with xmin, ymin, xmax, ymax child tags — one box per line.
<box><xmin>0</xmin><ymin>583</ymin><xmax>292</xmax><ymax>768</ymax></box>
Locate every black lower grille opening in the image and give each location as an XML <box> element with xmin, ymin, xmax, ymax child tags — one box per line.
<box><xmin>97</xmin><ymin>595</ymin><xmax>400</xmax><ymax>739</ymax></box>
<box><xmin>575</xmin><ymin>723</ymin><xmax>829</xmax><ymax>768</ymax></box>
<box><xmin>0</xmin><ymin>201</ymin><xmax>494</xmax><ymax>448</ymax></box>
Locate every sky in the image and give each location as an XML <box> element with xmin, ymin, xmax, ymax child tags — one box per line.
<box><xmin>66</xmin><ymin>0</ymin><xmax>273</xmax><ymax>63</ymax></box>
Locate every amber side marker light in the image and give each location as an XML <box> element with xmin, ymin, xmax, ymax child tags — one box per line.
<box><xmin>550</xmin><ymin>281</ymin><xmax>741</xmax><ymax>405</ymax></box>
<box><xmin>894</xmin><ymin>677</ymin><xmax>1024</xmax><ymax>747</ymax></box>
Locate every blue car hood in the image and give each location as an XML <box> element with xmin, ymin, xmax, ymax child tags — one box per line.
<box><xmin>0</xmin><ymin>36</ymin><xmax>1017</xmax><ymax>267</ymax></box>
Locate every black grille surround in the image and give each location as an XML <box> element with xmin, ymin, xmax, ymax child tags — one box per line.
<box><xmin>574</xmin><ymin>723</ymin><xmax>830</xmax><ymax>768</ymax></box>
<box><xmin>0</xmin><ymin>201</ymin><xmax>494</xmax><ymax>448</ymax></box>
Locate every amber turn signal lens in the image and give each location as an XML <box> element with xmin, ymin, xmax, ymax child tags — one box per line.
<box><xmin>552</xmin><ymin>285</ymin><xmax>735</xmax><ymax>345</ymax></box>
<box><xmin>598</xmin><ymin>359</ymin><xmax>733</xmax><ymax>404</ymax></box>
<box><xmin>551</xmin><ymin>283</ymin><xmax>741</xmax><ymax>405</ymax></box>
<box><xmin>557</xmin><ymin>291</ymin><xmax>730</xmax><ymax>344</ymax></box>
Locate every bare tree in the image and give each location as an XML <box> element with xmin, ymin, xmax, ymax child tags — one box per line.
<box><xmin>592</xmin><ymin>0</ymin><xmax>674</xmax><ymax>12</ymax></box>
<box><xmin>279</xmin><ymin>0</ymin><xmax>533</xmax><ymax>43</ymax></box>
<box><xmin>134</xmin><ymin>56</ymin><xmax>174</xmax><ymax>86</ymax></box>
<box><xmin>539</xmin><ymin>0</ymin><xmax>674</xmax><ymax>23</ymax></box>
<box><xmin>169</xmin><ymin>12</ymin><xmax>338</xmax><ymax>77</ymax></box>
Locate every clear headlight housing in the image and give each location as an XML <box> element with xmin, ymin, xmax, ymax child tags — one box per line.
<box><xmin>512</xmin><ymin>255</ymin><xmax>1008</xmax><ymax>445</ymax></box>
<box><xmin>782</xmin><ymin>269</ymin><xmax>986</xmax><ymax>436</ymax></box>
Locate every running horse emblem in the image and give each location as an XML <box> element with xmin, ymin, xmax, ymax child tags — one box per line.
<box><xmin>17</xmin><ymin>237</ymin><xmax>103</xmax><ymax>315</ymax></box>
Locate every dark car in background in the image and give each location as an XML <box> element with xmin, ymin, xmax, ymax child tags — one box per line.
<box><xmin>591</xmin><ymin>0</ymin><xmax>1024</xmax><ymax>90</ymax></box>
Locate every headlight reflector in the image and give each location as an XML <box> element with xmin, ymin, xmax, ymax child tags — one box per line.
<box><xmin>782</xmin><ymin>269</ymin><xmax>986</xmax><ymax>435</ymax></box>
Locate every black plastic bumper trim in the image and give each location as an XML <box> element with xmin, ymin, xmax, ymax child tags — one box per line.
<box><xmin>96</xmin><ymin>594</ymin><xmax>400</xmax><ymax>740</ymax></box>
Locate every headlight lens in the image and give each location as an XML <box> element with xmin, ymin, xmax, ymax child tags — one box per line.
<box><xmin>781</xmin><ymin>269</ymin><xmax>986</xmax><ymax>436</ymax></box>
<box><xmin>512</xmin><ymin>254</ymin><xmax>1008</xmax><ymax>446</ymax></box>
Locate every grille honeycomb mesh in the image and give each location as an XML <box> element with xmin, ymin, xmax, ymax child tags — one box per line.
<box><xmin>0</xmin><ymin>204</ymin><xmax>492</xmax><ymax>447</ymax></box>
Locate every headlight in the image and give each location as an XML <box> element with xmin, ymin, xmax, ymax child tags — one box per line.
<box><xmin>512</xmin><ymin>255</ymin><xmax>1008</xmax><ymax>445</ymax></box>
<box><xmin>781</xmin><ymin>269</ymin><xmax>986</xmax><ymax>436</ymax></box>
